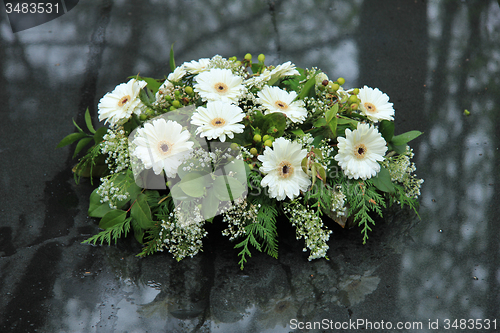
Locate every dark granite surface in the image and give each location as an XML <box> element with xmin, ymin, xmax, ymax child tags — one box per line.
<box><xmin>1</xmin><ymin>0</ymin><xmax>500</xmax><ymax>332</ymax></box>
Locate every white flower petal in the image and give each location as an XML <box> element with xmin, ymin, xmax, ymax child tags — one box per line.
<box><xmin>258</xmin><ymin>137</ymin><xmax>310</xmax><ymax>200</ymax></box>
<box><xmin>132</xmin><ymin>118</ymin><xmax>194</xmax><ymax>177</ymax></box>
<box><xmin>357</xmin><ymin>86</ymin><xmax>395</xmax><ymax>122</ymax></box>
<box><xmin>98</xmin><ymin>79</ymin><xmax>147</xmax><ymax>125</ymax></box>
<box><xmin>191</xmin><ymin>101</ymin><xmax>245</xmax><ymax>142</ymax></box>
<box><xmin>194</xmin><ymin>68</ymin><xmax>244</xmax><ymax>103</ymax></box>
<box><xmin>257</xmin><ymin>86</ymin><xmax>307</xmax><ymax>123</ymax></box>
<box><xmin>334</xmin><ymin>123</ymin><xmax>387</xmax><ymax>180</ymax></box>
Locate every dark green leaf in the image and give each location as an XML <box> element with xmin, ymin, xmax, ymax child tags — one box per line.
<box><xmin>291</xmin><ymin>128</ymin><xmax>305</xmax><ymax>136</ymax></box>
<box><xmin>392</xmin><ymin>143</ymin><xmax>407</xmax><ymax>154</ymax></box>
<box><xmin>325</xmin><ymin>103</ymin><xmax>338</xmax><ymax>124</ymax></box>
<box><xmin>56</xmin><ymin>132</ymin><xmax>88</xmax><ymax>148</ymax></box>
<box><xmin>328</xmin><ymin>116</ymin><xmax>337</xmax><ymax>137</ymax></box>
<box><xmin>131</xmin><ymin>219</ymin><xmax>144</xmax><ymax>244</ymax></box>
<box><xmin>371</xmin><ymin>166</ymin><xmax>395</xmax><ymax>193</ymax></box>
<box><xmin>379</xmin><ymin>120</ymin><xmax>394</xmax><ymax>143</ymax></box>
<box><xmin>88</xmin><ymin>188</ymin><xmax>113</xmax><ymax>217</ymax></box>
<box><xmin>337</xmin><ymin>117</ymin><xmax>358</xmax><ymax>126</ymax></box>
<box><xmin>72</xmin><ymin>118</ymin><xmax>84</xmax><ymax>133</ymax></box>
<box><xmin>251</xmin><ymin>63</ymin><xmax>262</xmax><ymax>74</ymax></box>
<box><xmin>99</xmin><ymin>210</ymin><xmax>127</xmax><ymax>229</ymax></box>
<box><xmin>139</xmin><ymin>88</ymin><xmax>154</xmax><ymax>106</ymax></box>
<box><xmin>84</xmin><ymin>108</ymin><xmax>96</xmax><ymax>134</ymax></box>
<box><xmin>297</xmin><ymin>74</ymin><xmax>317</xmax><ymax>100</ymax></box>
<box><xmin>169</xmin><ymin>44</ymin><xmax>176</xmax><ymax>72</ymax></box>
<box><xmin>391</xmin><ymin>130</ymin><xmax>423</xmax><ymax>146</ymax></box>
<box><xmin>313</xmin><ymin>118</ymin><xmax>326</xmax><ymax>128</ymax></box>
<box><xmin>128</xmin><ymin>76</ymin><xmax>164</xmax><ymax>94</ymax></box>
<box><xmin>311</xmin><ymin>135</ymin><xmax>324</xmax><ymax>148</ymax></box>
<box><xmin>73</xmin><ymin>137</ymin><xmax>93</xmax><ymax>158</ymax></box>
<box><xmin>131</xmin><ymin>194</ymin><xmax>153</xmax><ymax>229</ymax></box>
<box><xmin>261</xmin><ymin>112</ymin><xmax>287</xmax><ymax>137</ymax></box>
<box><xmin>93</xmin><ymin>126</ymin><xmax>108</xmax><ymax>144</ymax></box>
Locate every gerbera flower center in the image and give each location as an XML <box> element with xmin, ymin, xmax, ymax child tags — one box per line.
<box><xmin>354</xmin><ymin>143</ymin><xmax>367</xmax><ymax>159</ymax></box>
<box><xmin>157</xmin><ymin>141</ymin><xmax>173</xmax><ymax>156</ymax></box>
<box><xmin>275</xmin><ymin>100</ymin><xmax>289</xmax><ymax>110</ymax></box>
<box><xmin>214</xmin><ymin>82</ymin><xmax>229</xmax><ymax>94</ymax></box>
<box><xmin>210</xmin><ymin>117</ymin><xmax>226</xmax><ymax>127</ymax></box>
<box><xmin>364</xmin><ymin>102</ymin><xmax>377</xmax><ymax>113</ymax></box>
<box><xmin>278</xmin><ymin>161</ymin><xmax>294</xmax><ymax>179</ymax></box>
<box><xmin>118</xmin><ymin>95</ymin><xmax>131</xmax><ymax>107</ymax></box>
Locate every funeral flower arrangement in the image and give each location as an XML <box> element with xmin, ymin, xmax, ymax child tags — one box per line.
<box><xmin>59</xmin><ymin>52</ymin><xmax>423</xmax><ymax>269</ymax></box>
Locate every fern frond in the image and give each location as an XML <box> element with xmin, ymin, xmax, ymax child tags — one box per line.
<box><xmin>82</xmin><ymin>217</ymin><xmax>132</xmax><ymax>246</ymax></box>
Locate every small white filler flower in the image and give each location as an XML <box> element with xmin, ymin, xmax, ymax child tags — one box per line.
<box><xmin>132</xmin><ymin>118</ymin><xmax>194</xmax><ymax>177</ymax></box>
<box><xmin>191</xmin><ymin>101</ymin><xmax>245</xmax><ymax>142</ymax></box>
<box><xmin>335</xmin><ymin>123</ymin><xmax>388</xmax><ymax>180</ymax></box>
<box><xmin>258</xmin><ymin>137</ymin><xmax>311</xmax><ymax>200</ymax></box>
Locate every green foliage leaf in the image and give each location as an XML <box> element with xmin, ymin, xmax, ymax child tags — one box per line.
<box><xmin>291</xmin><ymin>128</ymin><xmax>305</xmax><ymax>136</ymax></box>
<box><xmin>379</xmin><ymin>120</ymin><xmax>394</xmax><ymax>142</ymax></box>
<box><xmin>261</xmin><ymin>112</ymin><xmax>287</xmax><ymax>137</ymax></box>
<box><xmin>128</xmin><ymin>76</ymin><xmax>163</xmax><ymax>94</ymax></box>
<box><xmin>371</xmin><ymin>166</ymin><xmax>395</xmax><ymax>193</ymax></box>
<box><xmin>82</xmin><ymin>217</ymin><xmax>131</xmax><ymax>246</ymax></box>
<box><xmin>84</xmin><ymin>108</ymin><xmax>96</xmax><ymax>134</ymax></box>
<box><xmin>131</xmin><ymin>219</ymin><xmax>145</xmax><ymax>244</ymax></box>
<box><xmin>297</xmin><ymin>74</ymin><xmax>317</xmax><ymax>100</ymax></box>
<box><xmin>313</xmin><ymin>118</ymin><xmax>326</xmax><ymax>128</ymax></box>
<box><xmin>178</xmin><ymin>172</ymin><xmax>207</xmax><ymax>198</ymax></box>
<box><xmin>99</xmin><ymin>209</ymin><xmax>127</xmax><ymax>229</ymax></box>
<box><xmin>325</xmin><ymin>103</ymin><xmax>338</xmax><ymax>124</ymax></box>
<box><xmin>139</xmin><ymin>87</ymin><xmax>155</xmax><ymax>106</ymax></box>
<box><xmin>202</xmin><ymin>194</ymin><xmax>220</xmax><ymax>220</ymax></box>
<box><xmin>328</xmin><ymin>116</ymin><xmax>337</xmax><ymax>137</ymax></box>
<box><xmin>72</xmin><ymin>118</ymin><xmax>84</xmax><ymax>133</ymax></box>
<box><xmin>88</xmin><ymin>188</ymin><xmax>113</xmax><ymax>218</ymax></box>
<box><xmin>93</xmin><ymin>126</ymin><xmax>108</xmax><ymax>144</ymax></box>
<box><xmin>56</xmin><ymin>132</ymin><xmax>88</xmax><ymax>148</ymax></box>
<box><xmin>393</xmin><ymin>143</ymin><xmax>408</xmax><ymax>154</ymax></box>
<box><xmin>337</xmin><ymin>117</ymin><xmax>358</xmax><ymax>126</ymax></box>
<box><xmin>73</xmin><ymin>137</ymin><xmax>93</xmax><ymax>158</ymax></box>
<box><xmin>391</xmin><ymin>130</ymin><xmax>423</xmax><ymax>146</ymax></box>
<box><xmin>213</xmin><ymin>175</ymin><xmax>245</xmax><ymax>201</ymax></box>
<box><xmin>131</xmin><ymin>194</ymin><xmax>153</xmax><ymax>229</ymax></box>
<box><xmin>169</xmin><ymin>44</ymin><xmax>176</xmax><ymax>72</ymax></box>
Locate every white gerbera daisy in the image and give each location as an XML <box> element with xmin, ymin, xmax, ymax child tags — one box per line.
<box><xmin>132</xmin><ymin>118</ymin><xmax>194</xmax><ymax>177</ymax></box>
<box><xmin>194</xmin><ymin>68</ymin><xmax>244</xmax><ymax>103</ymax></box>
<box><xmin>334</xmin><ymin>123</ymin><xmax>387</xmax><ymax>180</ymax></box>
<box><xmin>257</xmin><ymin>86</ymin><xmax>307</xmax><ymax>123</ymax></box>
<box><xmin>183</xmin><ymin>58</ymin><xmax>210</xmax><ymax>74</ymax></box>
<box><xmin>191</xmin><ymin>101</ymin><xmax>245</xmax><ymax>142</ymax></box>
<box><xmin>270</xmin><ymin>61</ymin><xmax>300</xmax><ymax>77</ymax></box>
<box><xmin>357</xmin><ymin>86</ymin><xmax>395</xmax><ymax>122</ymax></box>
<box><xmin>98</xmin><ymin>79</ymin><xmax>147</xmax><ymax>125</ymax></box>
<box><xmin>257</xmin><ymin>137</ymin><xmax>311</xmax><ymax>200</ymax></box>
